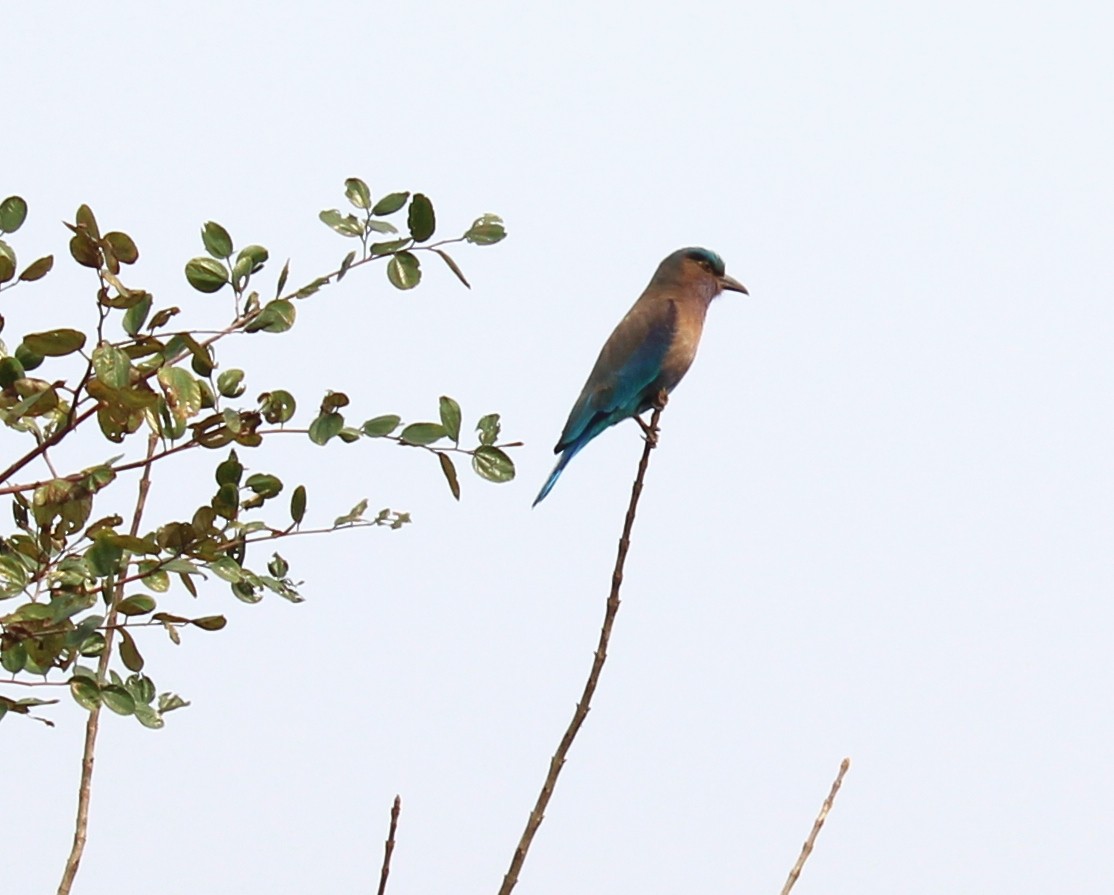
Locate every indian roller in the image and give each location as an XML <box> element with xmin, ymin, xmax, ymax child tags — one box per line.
<box><xmin>533</xmin><ymin>247</ymin><xmax>748</xmax><ymax>506</ymax></box>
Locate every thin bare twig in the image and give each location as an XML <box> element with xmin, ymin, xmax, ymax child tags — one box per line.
<box><xmin>376</xmin><ymin>795</ymin><xmax>402</xmax><ymax>895</ymax></box>
<box><xmin>57</xmin><ymin>433</ymin><xmax>159</xmax><ymax>895</ymax></box>
<box><xmin>780</xmin><ymin>758</ymin><xmax>851</xmax><ymax>895</ymax></box>
<box><xmin>497</xmin><ymin>393</ymin><xmax>668</xmax><ymax>895</ymax></box>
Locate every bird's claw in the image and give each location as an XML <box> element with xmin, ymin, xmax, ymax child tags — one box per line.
<box><xmin>636</xmin><ymin>415</ymin><xmax>659</xmax><ymax>447</ymax></box>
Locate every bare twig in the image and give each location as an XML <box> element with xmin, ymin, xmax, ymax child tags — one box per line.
<box><xmin>57</xmin><ymin>433</ymin><xmax>159</xmax><ymax>895</ymax></box>
<box><xmin>497</xmin><ymin>393</ymin><xmax>668</xmax><ymax>895</ymax></box>
<box><xmin>0</xmin><ymin>678</ymin><xmax>69</xmax><ymax>688</ymax></box>
<box><xmin>376</xmin><ymin>795</ymin><xmax>402</xmax><ymax>895</ymax></box>
<box><xmin>780</xmin><ymin>757</ymin><xmax>851</xmax><ymax>895</ymax></box>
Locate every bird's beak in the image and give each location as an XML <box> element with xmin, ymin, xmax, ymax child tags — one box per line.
<box><xmin>719</xmin><ymin>274</ymin><xmax>749</xmax><ymax>295</ymax></box>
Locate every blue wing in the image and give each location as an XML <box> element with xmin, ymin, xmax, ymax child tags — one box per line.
<box><xmin>556</xmin><ymin>300</ymin><xmax>677</xmax><ymax>451</ymax></box>
<box><xmin>534</xmin><ymin>300</ymin><xmax>677</xmax><ymax>506</ymax></box>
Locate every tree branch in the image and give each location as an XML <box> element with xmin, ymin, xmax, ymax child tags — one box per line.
<box><xmin>497</xmin><ymin>393</ymin><xmax>668</xmax><ymax>895</ymax></box>
<box><xmin>779</xmin><ymin>757</ymin><xmax>851</xmax><ymax>895</ymax></box>
<box><xmin>376</xmin><ymin>795</ymin><xmax>402</xmax><ymax>895</ymax></box>
<box><xmin>57</xmin><ymin>433</ymin><xmax>159</xmax><ymax>895</ymax></box>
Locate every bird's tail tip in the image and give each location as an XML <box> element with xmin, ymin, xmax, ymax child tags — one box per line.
<box><xmin>532</xmin><ymin>449</ymin><xmax>576</xmax><ymax>507</ymax></box>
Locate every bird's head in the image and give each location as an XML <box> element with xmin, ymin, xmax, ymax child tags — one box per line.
<box><xmin>657</xmin><ymin>247</ymin><xmax>749</xmax><ymax>299</ymax></box>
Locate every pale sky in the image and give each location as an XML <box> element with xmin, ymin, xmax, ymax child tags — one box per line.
<box><xmin>6</xmin><ymin>2</ymin><xmax>1113</xmax><ymax>893</ymax></box>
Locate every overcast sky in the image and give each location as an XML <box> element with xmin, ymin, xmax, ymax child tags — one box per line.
<box><xmin>6</xmin><ymin>2</ymin><xmax>1113</xmax><ymax>893</ymax></box>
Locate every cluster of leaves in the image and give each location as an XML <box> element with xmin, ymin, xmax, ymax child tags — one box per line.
<box><xmin>0</xmin><ymin>182</ymin><xmax>513</xmax><ymax>727</ymax></box>
<box><xmin>316</xmin><ymin>393</ymin><xmax>516</xmax><ymax>500</ymax></box>
<box><xmin>316</xmin><ymin>177</ymin><xmax>505</xmax><ymax>290</ymax></box>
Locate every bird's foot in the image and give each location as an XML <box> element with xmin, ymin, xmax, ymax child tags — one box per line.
<box><xmin>636</xmin><ymin>414</ymin><xmax>659</xmax><ymax>447</ymax></box>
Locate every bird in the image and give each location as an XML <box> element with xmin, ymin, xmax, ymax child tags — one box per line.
<box><xmin>533</xmin><ymin>247</ymin><xmax>747</xmax><ymax>506</ymax></box>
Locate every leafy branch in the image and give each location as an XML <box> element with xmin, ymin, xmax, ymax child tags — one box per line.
<box><xmin>0</xmin><ymin>180</ymin><xmax>514</xmax><ymax>739</ymax></box>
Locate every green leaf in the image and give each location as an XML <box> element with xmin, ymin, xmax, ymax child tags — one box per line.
<box><xmin>0</xmin><ymin>356</ymin><xmax>23</xmax><ymax>388</ymax></box>
<box><xmin>0</xmin><ymin>252</ymin><xmax>14</xmax><ymax>284</ymax></box>
<box><xmin>187</xmin><ymin>342</ymin><xmax>213</xmax><ymax>379</ymax></box>
<box><xmin>215</xmin><ymin>450</ymin><xmax>243</xmax><ymax>486</ymax></box>
<box><xmin>366</xmin><ymin>220</ymin><xmax>398</xmax><ymax>235</ymax></box>
<box><xmin>85</xmin><ymin>537</ymin><xmax>124</xmax><ymax>578</ymax></box>
<box><xmin>369</xmin><ymin>238</ymin><xmax>411</xmax><ymax>256</ymax></box>
<box><xmin>407</xmin><ymin>193</ymin><xmax>436</xmax><ymax>241</ymax></box>
<box><xmin>126</xmin><ymin>673</ymin><xmax>156</xmax><ymax>705</ymax></box>
<box><xmin>191</xmin><ymin>615</ymin><xmax>227</xmax><ymax>631</ymax></box>
<box><xmin>2</xmin><ymin>641</ymin><xmax>27</xmax><ymax>673</ymax></box>
<box><xmin>244</xmin><ymin>298</ymin><xmax>295</xmax><ymax>333</ymax></box>
<box><xmin>185</xmin><ymin>257</ymin><xmax>229</xmax><ymax>293</ymax></box>
<box><xmin>157</xmin><ymin>367</ymin><xmax>202</xmax><ymax>422</ymax></box>
<box><xmin>267</xmin><ymin>553</ymin><xmax>289</xmax><ymax>577</ymax></box>
<box><xmin>0</xmin><ymin>554</ymin><xmax>28</xmax><ymax>598</ymax></box>
<box><xmin>101</xmin><ymin>684</ymin><xmax>136</xmax><ymax>715</ymax></box>
<box><xmin>70</xmin><ymin>676</ymin><xmax>101</xmax><ymax>711</ymax></box>
<box><xmin>245</xmin><ymin>473</ymin><xmax>283</xmax><ymax>498</ymax></box>
<box><xmin>472</xmin><ymin>445</ymin><xmax>516</xmax><ymax>482</ymax></box>
<box><xmin>344</xmin><ymin>177</ymin><xmax>372</xmax><ymax>209</ymax></box>
<box><xmin>231</xmin><ymin>580</ymin><xmax>262</xmax><ymax>603</ymax></box>
<box><xmin>334</xmin><ymin>498</ymin><xmax>368</xmax><ymax>527</ymax></box>
<box><xmin>0</xmin><ymin>196</ymin><xmax>28</xmax><ymax>233</ymax></box>
<box><xmin>122</xmin><ymin>293</ymin><xmax>152</xmax><ymax>336</ymax></box>
<box><xmin>290</xmin><ymin>484</ymin><xmax>306</xmax><ymax>524</ymax></box>
<box><xmin>159</xmin><ymin>692</ymin><xmax>189</xmax><ymax>713</ymax></box>
<box><xmin>259</xmin><ymin>389</ymin><xmax>296</xmax><ymax>424</ymax></box>
<box><xmin>275</xmin><ymin>259</ymin><xmax>290</xmax><ymax>297</ymax></box>
<box><xmin>216</xmin><ymin>368</ymin><xmax>246</xmax><ymax>398</ymax></box>
<box><xmin>19</xmin><ymin>255</ymin><xmax>53</xmax><ymax>282</ymax></box>
<box><xmin>386</xmin><ymin>251</ymin><xmax>421</xmax><ymax>290</ymax></box>
<box><xmin>93</xmin><ymin>343</ymin><xmax>132</xmax><ymax>388</ymax></box>
<box><xmin>133</xmin><ymin>703</ymin><xmax>165</xmax><ymax>728</ymax></box>
<box><xmin>22</xmin><ymin>328</ymin><xmax>86</xmax><ymax>357</ymax></box>
<box><xmin>207</xmin><ymin>555</ymin><xmax>244</xmax><ymax>583</ymax></box>
<box><xmin>361</xmin><ymin>414</ymin><xmax>401</xmax><ymax>437</ymax></box>
<box><xmin>104</xmin><ymin>231</ymin><xmax>139</xmax><ymax>265</ymax></box>
<box><xmin>212</xmin><ymin>481</ymin><xmax>239</xmax><ymax>519</ymax></box>
<box><xmin>400</xmin><ymin>422</ymin><xmax>447</xmax><ymax>446</ymax></box>
<box><xmin>202</xmin><ymin>221</ymin><xmax>233</xmax><ymax>259</ymax></box>
<box><xmin>118</xmin><ymin>628</ymin><xmax>144</xmax><ymax>672</ymax></box>
<box><xmin>237</xmin><ymin>244</ymin><xmax>268</xmax><ymax>271</ymax></box>
<box><xmin>318</xmin><ymin>208</ymin><xmax>363</xmax><ymax>238</ymax></box>
<box><xmin>117</xmin><ymin>594</ymin><xmax>157</xmax><ymax>617</ymax></box>
<box><xmin>337</xmin><ymin>250</ymin><xmax>357</xmax><ymax>281</ymax></box>
<box><xmin>439</xmin><ymin>396</ymin><xmax>462</xmax><ymax>443</ymax></box>
<box><xmin>76</xmin><ymin>204</ymin><xmax>100</xmax><ymax>239</ymax></box>
<box><xmin>476</xmin><ymin>413</ymin><xmax>501</xmax><ymax>445</ymax></box>
<box><xmin>438</xmin><ymin>452</ymin><xmax>460</xmax><ymax>500</ymax></box>
<box><xmin>231</xmin><ymin>253</ymin><xmax>253</xmax><ymax>288</ymax></box>
<box><xmin>149</xmin><ymin>306</ymin><xmax>181</xmax><ymax>332</ymax></box>
<box><xmin>371</xmin><ymin>191</ymin><xmax>409</xmax><ymax>215</ymax></box>
<box><xmin>69</xmin><ymin>230</ymin><xmax>101</xmax><ymax>268</ymax></box>
<box><xmin>309</xmin><ymin>411</ymin><xmax>344</xmax><ymax>445</ymax></box>
<box><xmin>433</xmin><ymin>249</ymin><xmax>470</xmax><ymax>288</ymax></box>
<box><xmin>13</xmin><ymin>341</ymin><xmax>42</xmax><ymax>372</ymax></box>
<box><xmin>464</xmin><ymin>213</ymin><xmax>507</xmax><ymax>245</ymax></box>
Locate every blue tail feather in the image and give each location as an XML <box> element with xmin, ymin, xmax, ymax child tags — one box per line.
<box><xmin>532</xmin><ymin>440</ymin><xmax>588</xmax><ymax>507</ymax></box>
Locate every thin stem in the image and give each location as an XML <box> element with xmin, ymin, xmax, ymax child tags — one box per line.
<box><xmin>57</xmin><ymin>433</ymin><xmax>159</xmax><ymax>895</ymax></box>
<box><xmin>779</xmin><ymin>758</ymin><xmax>851</xmax><ymax>895</ymax></box>
<box><xmin>42</xmin><ymin>447</ymin><xmax>60</xmax><ymax>478</ymax></box>
<box><xmin>0</xmin><ymin>405</ymin><xmax>99</xmax><ymax>487</ymax></box>
<box><xmin>1</xmin><ymin>678</ymin><xmax>69</xmax><ymax>688</ymax></box>
<box><xmin>497</xmin><ymin>393</ymin><xmax>668</xmax><ymax>895</ymax></box>
<box><xmin>376</xmin><ymin>795</ymin><xmax>402</xmax><ymax>895</ymax></box>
